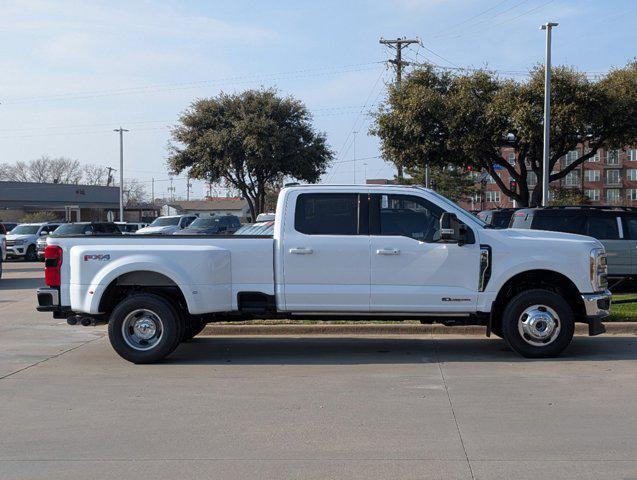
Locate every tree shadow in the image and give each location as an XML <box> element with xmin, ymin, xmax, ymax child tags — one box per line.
<box><xmin>164</xmin><ymin>336</ymin><xmax>637</xmax><ymax>365</ymax></box>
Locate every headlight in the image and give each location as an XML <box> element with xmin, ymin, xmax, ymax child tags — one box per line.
<box><xmin>590</xmin><ymin>247</ymin><xmax>608</xmax><ymax>292</ymax></box>
<box><xmin>13</xmin><ymin>239</ymin><xmax>27</xmax><ymax>245</ymax></box>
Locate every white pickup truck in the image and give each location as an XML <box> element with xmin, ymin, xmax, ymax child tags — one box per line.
<box><xmin>36</xmin><ymin>185</ymin><xmax>611</xmax><ymax>363</ymax></box>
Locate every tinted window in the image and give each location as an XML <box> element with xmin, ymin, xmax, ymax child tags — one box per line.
<box><xmin>586</xmin><ymin>215</ymin><xmax>620</xmax><ymax>240</ymax></box>
<box><xmin>509</xmin><ymin>211</ymin><xmax>533</xmax><ymax>229</ymax></box>
<box><xmin>295</xmin><ymin>193</ymin><xmax>359</xmax><ymax>235</ymax></box>
<box><xmin>379</xmin><ymin>194</ymin><xmax>442</xmax><ymax>242</ymax></box>
<box><xmin>180</xmin><ymin>217</ymin><xmax>196</xmax><ymax>228</ymax></box>
<box><xmin>626</xmin><ymin>216</ymin><xmax>637</xmax><ymax>239</ymax></box>
<box><xmin>492</xmin><ymin>212</ymin><xmax>513</xmax><ymax>229</ymax></box>
<box><xmin>531</xmin><ymin>214</ymin><xmax>585</xmax><ymax>234</ymax></box>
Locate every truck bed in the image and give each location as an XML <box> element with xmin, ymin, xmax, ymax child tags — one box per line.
<box><xmin>48</xmin><ymin>235</ymin><xmax>275</xmax><ymax>315</ymax></box>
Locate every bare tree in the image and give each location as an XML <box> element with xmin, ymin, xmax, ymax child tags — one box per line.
<box><xmin>82</xmin><ymin>164</ymin><xmax>109</xmax><ymax>185</ymax></box>
<box><xmin>48</xmin><ymin>157</ymin><xmax>83</xmax><ymax>184</ymax></box>
<box><xmin>123</xmin><ymin>179</ymin><xmax>148</xmax><ymax>206</ymax></box>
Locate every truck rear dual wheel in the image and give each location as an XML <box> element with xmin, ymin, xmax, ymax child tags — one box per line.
<box><xmin>108</xmin><ymin>293</ymin><xmax>184</xmax><ymax>364</ymax></box>
<box><xmin>501</xmin><ymin>289</ymin><xmax>575</xmax><ymax>358</ymax></box>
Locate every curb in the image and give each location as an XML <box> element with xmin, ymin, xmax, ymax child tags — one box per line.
<box><xmin>201</xmin><ymin>322</ymin><xmax>637</xmax><ymax>336</ymax></box>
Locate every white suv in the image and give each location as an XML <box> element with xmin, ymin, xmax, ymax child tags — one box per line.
<box><xmin>6</xmin><ymin>222</ymin><xmax>62</xmax><ymax>261</ymax></box>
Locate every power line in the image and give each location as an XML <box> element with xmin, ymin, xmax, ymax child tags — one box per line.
<box><xmin>324</xmin><ymin>69</ymin><xmax>388</xmax><ymax>183</ymax></box>
<box><xmin>2</xmin><ymin>62</ymin><xmax>384</xmax><ymax>105</ymax></box>
<box><xmin>449</xmin><ymin>0</ymin><xmax>555</xmax><ymax>40</ymax></box>
<box><xmin>430</xmin><ymin>0</ymin><xmax>510</xmax><ymax>36</ymax></box>
<box><xmin>433</xmin><ymin>0</ymin><xmax>532</xmax><ymax>39</ymax></box>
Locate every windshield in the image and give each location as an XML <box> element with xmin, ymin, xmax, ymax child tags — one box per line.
<box><xmin>188</xmin><ymin>218</ymin><xmax>222</xmax><ymax>228</ymax></box>
<box><xmin>52</xmin><ymin>224</ymin><xmax>90</xmax><ymax>235</ymax></box>
<box><xmin>10</xmin><ymin>225</ymin><xmax>40</xmax><ymax>235</ymax></box>
<box><xmin>425</xmin><ymin>189</ymin><xmax>486</xmax><ymax>228</ymax></box>
<box><xmin>150</xmin><ymin>217</ymin><xmax>180</xmax><ymax>227</ymax></box>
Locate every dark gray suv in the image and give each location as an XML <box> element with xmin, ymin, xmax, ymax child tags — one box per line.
<box><xmin>510</xmin><ymin>206</ymin><xmax>637</xmax><ymax>285</ymax></box>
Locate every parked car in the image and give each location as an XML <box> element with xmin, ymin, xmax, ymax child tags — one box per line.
<box><xmin>37</xmin><ymin>222</ymin><xmax>121</xmax><ymax>259</ymax></box>
<box><xmin>477</xmin><ymin>208</ymin><xmax>517</xmax><ymax>229</ymax></box>
<box><xmin>37</xmin><ymin>185</ymin><xmax>610</xmax><ymax>363</ymax></box>
<box><xmin>510</xmin><ymin>206</ymin><xmax>637</xmax><ymax>284</ymax></box>
<box><xmin>174</xmin><ymin>215</ymin><xmax>242</xmax><ymax>235</ymax></box>
<box><xmin>115</xmin><ymin>222</ymin><xmax>148</xmax><ymax>234</ymax></box>
<box><xmin>7</xmin><ymin>222</ymin><xmax>62</xmax><ymax>261</ymax></box>
<box><xmin>1</xmin><ymin>222</ymin><xmax>18</xmax><ymax>233</ymax></box>
<box><xmin>135</xmin><ymin>215</ymin><xmax>197</xmax><ymax>235</ymax></box>
<box><xmin>234</xmin><ymin>220</ymin><xmax>275</xmax><ymax>236</ymax></box>
<box><xmin>0</xmin><ymin>225</ymin><xmax>5</xmax><ymax>277</ymax></box>
<box><xmin>255</xmin><ymin>212</ymin><xmax>275</xmax><ymax>222</ymax></box>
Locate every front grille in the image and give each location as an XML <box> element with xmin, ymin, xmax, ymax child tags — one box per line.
<box><xmin>6</xmin><ymin>240</ymin><xmax>15</xmax><ymax>246</ymax></box>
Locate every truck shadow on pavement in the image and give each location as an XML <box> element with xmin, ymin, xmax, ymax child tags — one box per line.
<box><xmin>165</xmin><ymin>336</ymin><xmax>637</xmax><ymax>365</ymax></box>
<box><xmin>0</xmin><ymin>277</ymin><xmax>43</xmax><ymax>290</ymax></box>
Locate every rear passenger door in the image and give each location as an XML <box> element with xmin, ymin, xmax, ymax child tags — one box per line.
<box><xmin>282</xmin><ymin>192</ymin><xmax>370</xmax><ymax>312</ymax></box>
<box><xmin>585</xmin><ymin>213</ymin><xmax>628</xmax><ymax>278</ymax></box>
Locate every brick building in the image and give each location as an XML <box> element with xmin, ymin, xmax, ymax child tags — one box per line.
<box><xmin>461</xmin><ymin>145</ymin><xmax>637</xmax><ymax>211</ymax></box>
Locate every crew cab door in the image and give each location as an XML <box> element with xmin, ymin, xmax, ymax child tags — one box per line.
<box><xmin>369</xmin><ymin>193</ymin><xmax>480</xmax><ymax>312</ymax></box>
<box><xmin>281</xmin><ymin>192</ymin><xmax>370</xmax><ymax>312</ymax></box>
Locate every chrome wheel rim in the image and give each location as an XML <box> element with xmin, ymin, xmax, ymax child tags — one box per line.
<box><xmin>122</xmin><ymin>309</ymin><xmax>164</xmax><ymax>351</ymax></box>
<box><xmin>518</xmin><ymin>304</ymin><xmax>561</xmax><ymax>347</ymax></box>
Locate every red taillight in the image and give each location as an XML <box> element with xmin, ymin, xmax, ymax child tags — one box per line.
<box><xmin>44</xmin><ymin>245</ymin><xmax>62</xmax><ymax>287</ymax></box>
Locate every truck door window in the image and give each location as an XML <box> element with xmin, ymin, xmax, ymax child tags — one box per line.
<box><xmin>294</xmin><ymin>193</ymin><xmax>359</xmax><ymax>235</ymax></box>
<box><xmin>377</xmin><ymin>194</ymin><xmax>443</xmax><ymax>242</ymax></box>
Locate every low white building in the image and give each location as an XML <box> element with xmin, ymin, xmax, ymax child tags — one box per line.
<box><xmin>161</xmin><ymin>198</ymin><xmax>251</xmax><ymax>221</ymax></box>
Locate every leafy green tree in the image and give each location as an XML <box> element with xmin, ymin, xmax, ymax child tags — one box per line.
<box><xmin>398</xmin><ymin>164</ymin><xmax>477</xmax><ymax>203</ymax></box>
<box><xmin>168</xmin><ymin>89</ymin><xmax>333</xmax><ymax>219</ymax></box>
<box><xmin>373</xmin><ymin>61</ymin><xmax>637</xmax><ymax>207</ymax></box>
<box><xmin>549</xmin><ymin>187</ymin><xmax>589</xmax><ymax>206</ymax></box>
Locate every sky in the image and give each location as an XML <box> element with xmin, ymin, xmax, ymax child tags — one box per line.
<box><xmin>0</xmin><ymin>0</ymin><xmax>635</xmax><ymax>200</ymax></box>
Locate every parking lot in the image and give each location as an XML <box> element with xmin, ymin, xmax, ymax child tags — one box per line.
<box><xmin>1</xmin><ymin>261</ymin><xmax>636</xmax><ymax>479</ymax></box>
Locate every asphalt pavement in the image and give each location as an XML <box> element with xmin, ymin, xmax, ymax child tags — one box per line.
<box><xmin>1</xmin><ymin>262</ymin><xmax>636</xmax><ymax>480</ymax></box>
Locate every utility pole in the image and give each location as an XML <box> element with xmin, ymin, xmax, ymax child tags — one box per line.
<box><xmin>186</xmin><ymin>177</ymin><xmax>192</xmax><ymax>201</ymax></box>
<box><xmin>540</xmin><ymin>22</ymin><xmax>558</xmax><ymax>207</ymax></box>
<box><xmin>151</xmin><ymin>177</ymin><xmax>155</xmax><ymax>205</ymax></box>
<box><xmin>352</xmin><ymin>131</ymin><xmax>357</xmax><ymax>184</ymax></box>
<box><xmin>113</xmin><ymin>127</ymin><xmax>129</xmax><ymax>221</ymax></box>
<box><xmin>380</xmin><ymin>36</ymin><xmax>421</xmax><ymax>180</ymax></box>
<box><xmin>106</xmin><ymin>166</ymin><xmax>116</xmax><ymax>187</ymax></box>
<box><xmin>168</xmin><ymin>176</ymin><xmax>175</xmax><ymax>202</ymax></box>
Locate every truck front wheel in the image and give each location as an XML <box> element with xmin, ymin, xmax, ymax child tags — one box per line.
<box><xmin>108</xmin><ymin>293</ymin><xmax>183</xmax><ymax>364</ymax></box>
<box><xmin>501</xmin><ymin>289</ymin><xmax>575</xmax><ymax>358</ymax></box>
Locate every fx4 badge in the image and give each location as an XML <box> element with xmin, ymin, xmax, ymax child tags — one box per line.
<box><xmin>442</xmin><ymin>297</ymin><xmax>471</xmax><ymax>302</ymax></box>
<box><xmin>84</xmin><ymin>254</ymin><xmax>111</xmax><ymax>262</ymax></box>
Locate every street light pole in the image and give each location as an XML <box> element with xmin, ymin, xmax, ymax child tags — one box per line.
<box><xmin>540</xmin><ymin>22</ymin><xmax>558</xmax><ymax>207</ymax></box>
<box><xmin>114</xmin><ymin>127</ymin><xmax>129</xmax><ymax>221</ymax></box>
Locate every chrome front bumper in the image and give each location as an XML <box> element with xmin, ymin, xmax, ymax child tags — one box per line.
<box><xmin>581</xmin><ymin>290</ymin><xmax>611</xmax><ymax>318</ymax></box>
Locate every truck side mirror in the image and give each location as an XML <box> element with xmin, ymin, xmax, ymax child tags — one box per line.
<box><xmin>440</xmin><ymin>212</ymin><xmax>469</xmax><ymax>246</ymax></box>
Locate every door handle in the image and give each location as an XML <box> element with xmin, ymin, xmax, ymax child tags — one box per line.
<box><xmin>376</xmin><ymin>248</ymin><xmax>400</xmax><ymax>255</ymax></box>
<box><xmin>289</xmin><ymin>247</ymin><xmax>314</xmax><ymax>255</ymax></box>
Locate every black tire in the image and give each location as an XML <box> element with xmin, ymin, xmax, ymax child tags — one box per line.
<box><xmin>25</xmin><ymin>245</ymin><xmax>37</xmax><ymax>262</ymax></box>
<box><xmin>108</xmin><ymin>293</ymin><xmax>184</xmax><ymax>364</ymax></box>
<box><xmin>181</xmin><ymin>318</ymin><xmax>207</xmax><ymax>342</ymax></box>
<box><xmin>501</xmin><ymin>289</ymin><xmax>575</xmax><ymax>358</ymax></box>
